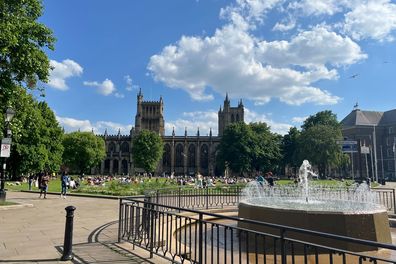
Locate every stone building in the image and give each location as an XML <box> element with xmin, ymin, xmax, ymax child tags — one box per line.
<box><xmin>341</xmin><ymin>107</ymin><xmax>396</xmax><ymax>181</ymax></box>
<box><xmin>96</xmin><ymin>90</ymin><xmax>244</xmax><ymax>176</ymax></box>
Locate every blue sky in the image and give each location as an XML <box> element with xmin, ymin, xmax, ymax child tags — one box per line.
<box><xmin>40</xmin><ymin>0</ymin><xmax>396</xmax><ymax>136</ymax></box>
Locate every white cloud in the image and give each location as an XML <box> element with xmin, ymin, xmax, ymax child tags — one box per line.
<box><xmin>245</xmin><ymin>108</ymin><xmax>292</xmax><ymax>135</ymax></box>
<box><xmin>83</xmin><ymin>78</ymin><xmax>119</xmax><ymax>96</ymax></box>
<box><xmin>165</xmin><ymin>111</ymin><xmax>218</xmax><ymax>136</ymax></box>
<box><xmin>273</xmin><ymin>19</ymin><xmax>296</xmax><ymax>32</ymax></box>
<box><xmin>124</xmin><ymin>75</ymin><xmax>139</xmax><ymax>91</ymax></box>
<box><xmin>343</xmin><ymin>0</ymin><xmax>396</xmax><ymax>41</ymax></box>
<box><xmin>48</xmin><ymin>59</ymin><xmax>83</xmax><ymax>90</ymax></box>
<box><xmin>288</xmin><ymin>0</ymin><xmax>343</xmax><ymax>16</ymax></box>
<box><xmin>292</xmin><ymin>116</ymin><xmax>308</xmax><ymax>123</ymax></box>
<box><xmin>56</xmin><ymin>116</ymin><xmax>132</xmax><ymax>135</ymax></box>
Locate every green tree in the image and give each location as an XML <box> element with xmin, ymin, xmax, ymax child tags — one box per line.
<box><xmin>301</xmin><ymin>110</ymin><xmax>340</xmax><ymax>130</ymax></box>
<box><xmin>63</xmin><ymin>132</ymin><xmax>106</xmax><ymax>174</ymax></box>
<box><xmin>250</xmin><ymin>122</ymin><xmax>282</xmax><ymax>173</ymax></box>
<box><xmin>132</xmin><ymin>130</ymin><xmax>164</xmax><ymax>174</ymax></box>
<box><xmin>5</xmin><ymin>88</ymin><xmax>63</xmax><ymax>177</ymax></box>
<box><xmin>298</xmin><ymin>124</ymin><xmax>343</xmax><ymax>178</ymax></box>
<box><xmin>217</xmin><ymin>123</ymin><xmax>255</xmax><ymax>175</ymax></box>
<box><xmin>0</xmin><ymin>0</ymin><xmax>55</xmax><ymax>100</ymax></box>
<box><xmin>281</xmin><ymin>127</ymin><xmax>301</xmax><ymax>174</ymax></box>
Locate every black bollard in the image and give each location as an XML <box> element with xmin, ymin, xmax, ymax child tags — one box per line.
<box><xmin>61</xmin><ymin>206</ymin><xmax>76</xmax><ymax>261</ymax></box>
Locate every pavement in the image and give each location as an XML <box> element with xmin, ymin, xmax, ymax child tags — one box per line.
<box><xmin>0</xmin><ymin>191</ymin><xmax>155</xmax><ymax>264</ymax></box>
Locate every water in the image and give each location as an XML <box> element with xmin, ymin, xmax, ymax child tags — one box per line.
<box><xmin>241</xmin><ymin>160</ymin><xmax>384</xmax><ymax>214</ymax></box>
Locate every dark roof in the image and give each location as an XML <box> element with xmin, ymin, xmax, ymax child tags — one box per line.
<box><xmin>341</xmin><ymin>108</ymin><xmax>396</xmax><ymax>127</ymax></box>
<box><xmin>341</xmin><ymin>109</ymin><xmax>383</xmax><ymax>127</ymax></box>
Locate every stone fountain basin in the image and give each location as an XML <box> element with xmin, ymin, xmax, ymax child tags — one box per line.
<box><xmin>238</xmin><ymin>199</ymin><xmax>392</xmax><ymax>251</ymax></box>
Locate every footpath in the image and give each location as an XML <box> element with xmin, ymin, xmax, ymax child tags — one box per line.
<box><xmin>0</xmin><ymin>191</ymin><xmax>154</xmax><ymax>264</ymax></box>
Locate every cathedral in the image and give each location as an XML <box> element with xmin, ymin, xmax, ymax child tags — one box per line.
<box><xmin>96</xmin><ymin>89</ymin><xmax>244</xmax><ymax>176</ymax></box>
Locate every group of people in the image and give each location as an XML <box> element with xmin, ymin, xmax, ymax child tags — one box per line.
<box><xmin>256</xmin><ymin>171</ymin><xmax>275</xmax><ymax>187</ymax></box>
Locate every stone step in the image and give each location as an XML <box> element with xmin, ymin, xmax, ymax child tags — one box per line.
<box><xmin>389</xmin><ymin>218</ymin><xmax>396</xmax><ymax>227</ymax></box>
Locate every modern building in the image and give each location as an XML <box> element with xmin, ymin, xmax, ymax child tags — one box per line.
<box><xmin>341</xmin><ymin>106</ymin><xmax>396</xmax><ymax>181</ymax></box>
<box><xmin>95</xmin><ymin>89</ymin><xmax>244</xmax><ymax>176</ymax></box>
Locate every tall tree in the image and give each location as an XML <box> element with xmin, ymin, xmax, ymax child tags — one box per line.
<box><xmin>301</xmin><ymin>110</ymin><xmax>340</xmax><ymax>131</ymax></box>
<box><xmin>0</xmin><ymin>0</ymin><xmax>55</xmax><ymax>99</ymax></box>
<box><xmin>63</xmin><ymin>132</ymin><xmax>106</xmax><ymax>174</ymax></box>
<box><xmin>132</xmin><ymin>130</ymin><xmax>164</xmax><ymax>174</ymax></box>
<box><xmin>250</xmin><ymin>122</ymin><xmax>282</xmax><ymax>173</ymax></box>
<box><xmin>298</xmin><ymin>124</ymin><xmax>343</xmax><ymax>178</ymax></box>
<box><xmin>281</xmin><ymin>127</ymin><xmax>301</xmax><ymax>174</ymax></box>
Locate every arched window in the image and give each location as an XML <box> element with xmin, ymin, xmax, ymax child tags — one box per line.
<box><xmin>113</xmin><ymin>159</ymin><xmax>119</xmax><ymax>175</ymax></box>
<box><xmin>163</xmin><ymin>144</ymin><xmax>171</xmax><ymax>167</ymax></box>
<box><xmin>175</xmin><ymin>144</ymin><xmax>184</xmax><ymax>167</ymax></box>
<box><xmin>121</xmin><ymin>142</ymin><xmax>129</xmax><ymax>153</ymax></box>
<box><xmin>122</xmin><ymin>160</ymin><xmax>128</xmax><ymax>174</ymax></box>
<box><xmin>108</xmin><ymin>142</ymin><xmax>116</xmax><ymax>152</ymax></box>
<box><xmin>236</xmin><ymin>114</ymin><xmax>239</xmax><ymax>122</ymax></box>
<box><xmin>104</xmin><ymin>159</ymin><xmax>110</xmax><ymax>174</ymax></box>
<box><xmin>188</xmin><ymin>144</ymin><xmax>196</xmax><ymax>167</ymax></box>
<box><xmin>200</xmin><ymin>144</ymin><xmax>209</xmax><ymax>170</ymax></box>
<box><xmin>231</xmin><ymin>114</ymin><xmax>235</xmax><ymax>122</ymax></box>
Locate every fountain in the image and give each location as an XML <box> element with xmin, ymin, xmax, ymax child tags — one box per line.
<box><xmin>238</xmin><ymin>160</ymin><xmax>392</xmax><ymax>251</ymax></box>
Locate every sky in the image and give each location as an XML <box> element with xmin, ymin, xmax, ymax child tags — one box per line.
<box><xmin>39</xmin><ymin>0</ymin><xmax>396</xmax><ymax>136</ymax></box>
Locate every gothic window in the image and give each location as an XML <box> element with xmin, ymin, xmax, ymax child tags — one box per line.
<box><xmin>108</xmin><ymin>142</ymin><xmax>116</xmax><ymax>152</ymax></box>
<box><xmin>200</xmin><ymin>144</ymin><xmax>209</xmax><ymax>170</ymax></box>
<box><xmin>122</xmin><ymin>160</ymin><xmax>128</xmax><ymax>174</ymax></box>
<box><xmin>163</xmin><ymin>144</ymin><xmax>171</xmax><ymax>167</ymax></box>
<box><xmin>113</xmin><ymin>159</ymin><xmax>119</xmax><ymax>174</ymax></box>
<box><xmin>121</xmin><ymin>142</ymin><xmax>129</xmax><ymax>153</ymax></box>
<box><xmin>236</xmin><ymin>114</ymin><xmax>239</xmax><ymax>121</ymax></box>
<box><xmin>188</xmin><ymin>144</ymin><xmax>196</xmax><ymax>167</ymax></box>
<box><xmin>175</xmin><ymin>144</ymin><xmax>184</xmax><ymax>167</ymax></box>
<box><xmin>231</xmin><ymin>114</ymin><xmax>235</xmax><ymax>122</ymax></box>
<box><xmin>104</xmin><ymin>159</ymin><xmax>110</xmax><ymax>173</ymax></box>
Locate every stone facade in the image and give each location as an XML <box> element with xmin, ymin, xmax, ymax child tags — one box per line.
<box><xmin>341</xmin><ymin>107</ymin><xmax>396</xmax><ymax>181</ymax></box>
<box><xmin>95</xmin><ymin>91</ymin><xmax>244</xmax><ymax>176</ymax></box>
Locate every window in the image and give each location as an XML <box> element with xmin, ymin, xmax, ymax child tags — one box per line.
<box><xmin>389</xmin><ymin>126</ymin><xmax>394</xmax><ymax>134</ymax></box>
<box><xmin>388</xmin><ymin>148</ymin><xmax>393</xmax><ymax>157</ymax></box>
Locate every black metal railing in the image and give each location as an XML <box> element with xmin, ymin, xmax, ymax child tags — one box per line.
<box><xmin>118</xmin><ymin>197</ymin><xmax>396</xmax><ymax>264</ymax></box>
<box><xmin>143</xmin><ymin>186</ymin><xmax>396</xmax><ymax>214</ymax></box>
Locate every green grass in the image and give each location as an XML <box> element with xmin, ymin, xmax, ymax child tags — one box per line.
<box><xmin>4</xmin><ymin>177</ymin><xmax>377</xmax><ymax>197</ymax></box>
<box><xmin>0</xmin><ymin>201</ymin><xmax>17</xmax><ymax>206</ymax></box>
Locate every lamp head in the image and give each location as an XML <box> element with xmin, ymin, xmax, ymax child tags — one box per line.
<box><xmin>5</xmin><ymin>108</ymin><xmax>15</xmax><ymax>122</ymax></box>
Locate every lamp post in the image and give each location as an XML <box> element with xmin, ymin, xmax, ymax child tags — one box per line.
<box><xmin>0</xmin><ymin>107</ymin><xmax>16</xmax><ymax>202</ymax></box>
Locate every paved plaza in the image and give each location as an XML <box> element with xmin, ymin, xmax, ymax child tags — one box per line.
<box><xmin>0</xmin><ymin>191</ymin><xmax>155</xmax><ymax>264</ymax></box>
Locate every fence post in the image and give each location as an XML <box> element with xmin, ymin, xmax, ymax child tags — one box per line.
<box><xmin>149</xmin><ymin>201</ymin><xmax>155</xmax><ymax>258</ymax></box>
<box><xmin>206</xmin><ymin>187</ymin><xmax>209</xmax><ymax>209</ymax></box>
<box><xmin>393</xmin><ymin>189</ymin><xmax>396</xmax><ymax>214</ymax></box>
<box><xmin>61</xmin><ymin>206</ymin><xmax>76</xmax><ymax>261</ymax></box>
<box><xmin>178</xmin><ymin>187</ymin><xmax>181</xmax><ymax>212</ymax></box>
<box><xmin>118</xmin><ymin>199</ymin><xmax>123</xmax><ymax>243</ymax></box>
<box><xmin>198</xmin><ymin>212</ymin><xmax>203</xmax><ymax>264</ymax></box>
<box><xmin>280</xmin><ymin>228</ymin><xmax>287</xmax><ymax>264</ymax></box>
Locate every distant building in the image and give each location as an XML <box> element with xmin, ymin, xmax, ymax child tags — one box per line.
<box><xmin>94</xmin><ymin>89</ymin><xmax>244</xmax><ymax>176</ymax></box>
<box><xmin>341</xmin><ymin>107</ymin><xmax>396</xmax><ymax>181</ymax></box>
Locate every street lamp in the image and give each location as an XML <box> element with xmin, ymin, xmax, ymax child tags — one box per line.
<box><xmin>0</xmin><ymin>107</ymin><xmax>16</xmax><ymax>202</ymax></box>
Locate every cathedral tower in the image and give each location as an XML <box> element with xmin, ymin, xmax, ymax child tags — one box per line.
<box><xmin>134</xmin><ymin>89</ymin><xmax>165</xmax><ymax>136</ymax></box>
<box><xmin>218</xmin><ymin>93</ymin><xmax>244</xmax><ymax>136</ymax></box>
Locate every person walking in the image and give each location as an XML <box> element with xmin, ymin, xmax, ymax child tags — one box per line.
<box><xmin>60</xmin><ymin>171</ymin><xmax>69</xmax><ymax>198</ymax></box>
<box><xmin>39</xmin><ymin>173</ymin><xmax>50</xmax><ymax>199</ymax></box>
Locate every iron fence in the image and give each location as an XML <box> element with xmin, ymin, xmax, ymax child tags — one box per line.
<box><xmin>143</xmin><ymin>186</ymin><xmax>396</xmax><ymax>214</ymax></box>
<box><xmin>118</xmin><ymin>197</ymin><xmax>396</xmax><ymax>264</ymax></box>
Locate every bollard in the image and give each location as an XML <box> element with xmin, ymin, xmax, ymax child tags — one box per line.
<box><xmin>61</xmin><ymin>206</ymin><xmax>76</xmax><ymax>261</ymax></box>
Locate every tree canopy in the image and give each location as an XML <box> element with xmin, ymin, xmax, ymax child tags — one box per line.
<box><xmin>301</xmin><ymin>110</ymin><xmax>340</xmax><ymax>131</ymax></box>
<box><xmin>217</xmin><ymin>122</ymin><xmax>281</xmax><ymax>175</ymax></box>
<box><xmin>281</xmin><ymin>126</ymin><xmax>301</xmax><ymax>171</ymax></box>
<box><xmin>62</xmin><ymin>132</ymin><xmax>106</xmax><ymax>174</ymax></box>
<box><xmin>0</xmin><ymin>0</ymin><xmax>55</xmax><ymax>99</ymax></box>
<box><xmin>132</xmin><ymin>130</ymin><xmax>164</xmax><ymax>174</ymax></box>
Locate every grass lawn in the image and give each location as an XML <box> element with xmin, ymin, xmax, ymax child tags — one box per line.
<box><xmin>0</xmin><ymin>201</ymin><xmax>17</xmax><ymax>206</ymax></box>
<box><xmin>5</xmin><ymin>177</ymin><xmax>375</xmax><ymax>197</ymax></box>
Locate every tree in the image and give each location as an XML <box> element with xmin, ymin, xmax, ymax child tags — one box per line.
<box><xmin>63</xmin><ymin>132</ymin><xmax>106</xmax><ymax>174</ymax></box>
<box><xmin>0</xmin><ymin>0</ymin><xmax>55</xmax><ymax>100</ymax></box>
<box><xmin>132</xmin><ymin>130</ymin><xmax>164</xmax><ymax>174</ymax></box>
<box><xmin>250</xmin><ymin>122</ymin><xmax>282</xmax><ymax>173</ymax></box>
<box><xmin>301</xmin><ymin>110</ymin><xmax>340</xmax><ymax>130</ymax></box>
<box><xmin>298</xmin><ymin>124</ymin><xmax>343</xmax><ymax>178</ymax></box>
<box><xmin>4</xmin><ymin>88</ymin><xmax>63</xmax><ymax>178</ymax></box>
<box><xmin>281</xmin><ymin>127</ymin><xmax>301</xmax><ymax>175</ymax></box>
